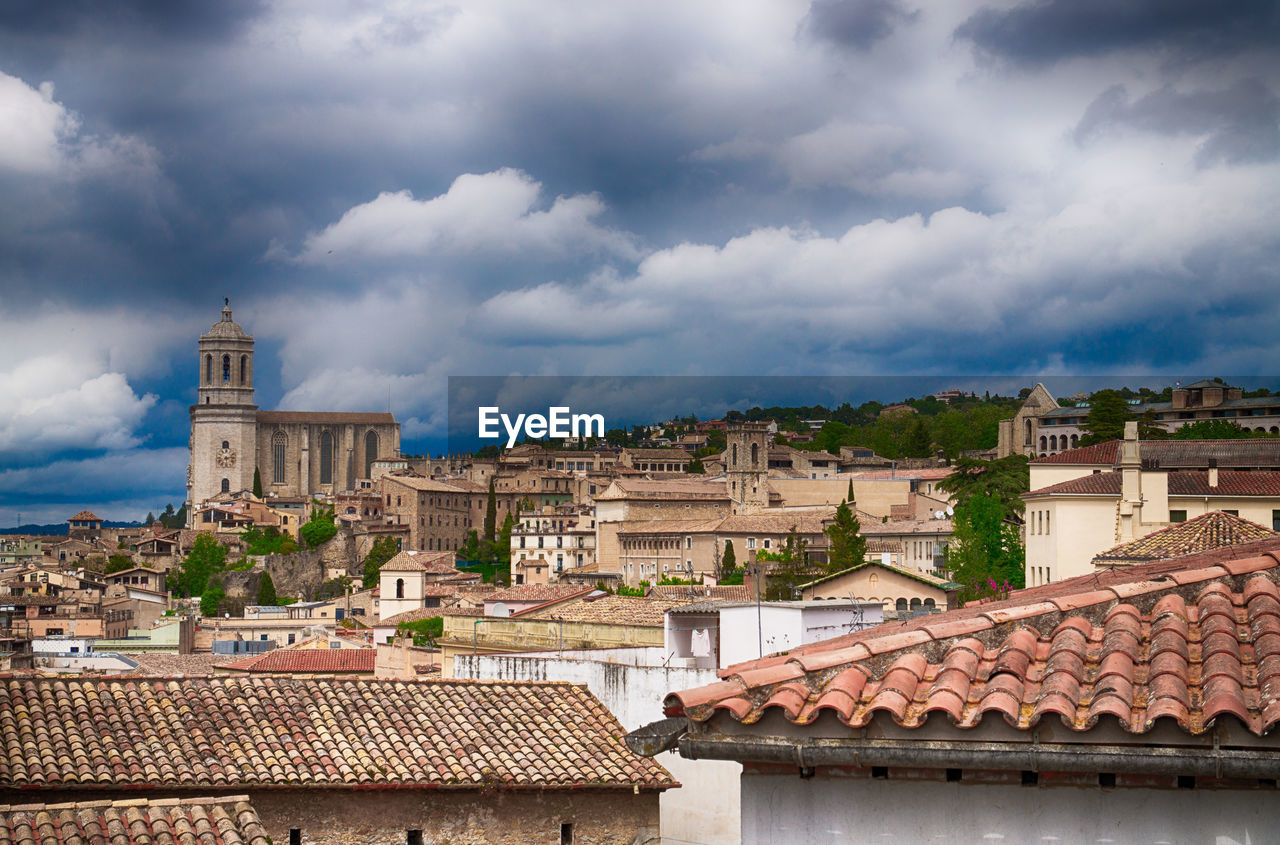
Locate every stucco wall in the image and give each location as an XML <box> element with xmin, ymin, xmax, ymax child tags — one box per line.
<box><xmin>741</xmin><ymin>770</ymin><xmax>1280</xmax><ymax>844</ymax></box>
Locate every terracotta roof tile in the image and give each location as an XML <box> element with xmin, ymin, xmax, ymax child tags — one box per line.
<box><xmin>487</xmin><ymin>584</ymin><xmax>595</xmax><ymax>604</ymax></box>
<box><xmin>1026</xmin><ymin>470</ymin><xmax>1280</xmax><ymax>497</ymax></box>
<box><xmin>220</xmin><ymin>648</ymin><xmax>375</xmax><ymax>673</ymax></box>
<box><xmin>380</xmin><ymin>550</ymin><xmax>457</xmax><ymax>573</ymax></box>
<box><xmin>0</xmin><ymin>677</ymin><xmax>674</xmax><ymax>791</ymax></box>
<box><xmin>1034</xmin><ymin>439</ymin><xmax>1280</xmax><ymax>468</ymax></box>
<box><xmin>665</xmin><ymin>542</ymin><xmax>1280</xmax><ymax>737</ymax></box>
<box><xmin>524</xmin><ymin>594</ymin><xmax>689</xmax><ymax>627</ymax></box>
<box><xmin>0</xmin><ymin>796</ymin><xmax>268</xmax><ymax>845</ymax></box>
<box><xmin>68</xmin><ymin>511</ymin><xmax>101</xmax><ymax>522</ymax></box>
<box><xmin>648</xmin><ymin>584</ymin><xmax>753</xmax><ymax>601</ymax></box>
<box><xmin>1094</xmin><ymin>511</ymin><xmax>1277</xmax><ymax>564</ymax></box>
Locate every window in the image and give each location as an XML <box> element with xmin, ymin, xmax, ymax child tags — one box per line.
<box><xmin>747</xmin><ymin>538</ymin><xmax>756</xmax><ymax>550</ymax></box>
<box><xmin>205</xmin><ymin>354</ymin><xmax>213</xmax><ymax>384</ymax></box>
<box><xmin>272</xmin><ymin>430</ymin><xmax>287</xmax><ymax>484</ymax></box>
<box><xmin>686</xmin><ymin>536</ymin><xmax>692</xmax><ymax>549</ymax></box>
<box><xmin>221</xmin><ymin>478</ymin><xmax>230</xmax><ymax>493</ymax></box>
<box><xmin>287</xmin><ymin>633</ymin><xmax>295</xmax><ymax>644</ymax></box>
<box><xmin>364</xmin><ymin>430</ymin><xmax>379</xmax><ymax>478</ymax></box>
<box><xmin>561</xmin><ymin>822</ymin><xmax>574</xmax><ymax>845</ymax></box>
<box><xmin>240</xmin><ymin>354</ymin><xmax>248</xmax><ymax>385</ymax></box>
<box><xmin>1274</xmin><ymin>510</ymin><xmax>1280</xmax><ymax>532</ymax></box>
<box><xmin>290</xmin><ymin>831</ymin><xmax>301</xmax><ymax>845</ymax></box>
<box><xmin>408</xmin><ymin>832</ymin><xmax>424</xmax><ymax>845</ymax></box>
<box><xmin>320</xmin><ymin>431</ymin><xmax>334</xmax><ymax>485</ymax></box>
<box><xmin>259</xmin><ymin>634</ymin><xmax>268</xmax><ymax>641</ymax></box>
<box><xmin>222</xmin><ymin>354</ymin><xmax>231</xmax><ymax>382</ymax></box>
<box><xmin>1169</xmin><ymin>510</ymin><xmax>1187</xmax><ymax>523</ymax></box>
<box><xmin>1223</xmin><ymin>509</ymin><xmax>1239</xmax><ymax>516</ymax></box>
<box><xmin>396</xmin><ymin>578</ymin><xmax>405</xmax><ymax>598</ymax></box>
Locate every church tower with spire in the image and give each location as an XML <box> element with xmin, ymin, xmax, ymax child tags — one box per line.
<box><xmin>187</xmin><ymin>301</ymin><xmax>259</xmax><ymax>521</ymax></box>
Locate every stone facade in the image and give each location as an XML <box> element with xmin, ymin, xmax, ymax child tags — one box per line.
<box><xmin>725</xmin><ymin>422</ymin><xmax>769</xmax><ymax>514</ymax></box>
<box><xmin>188</xmin><ymin>305</ymin><xmax>400</xmax><ymax>525</ymax></box>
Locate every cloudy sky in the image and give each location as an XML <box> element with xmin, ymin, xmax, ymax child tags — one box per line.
<box><xmin>1</xmin><ymin>0</ymin><xmax>1278</xmax><ymax>524</ymax></box>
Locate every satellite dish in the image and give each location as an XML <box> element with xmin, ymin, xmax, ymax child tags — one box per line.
<box><xmin>934</xmin><ymin>510</ymin><xmax>945</xmax><ymax>519</ymax></box>
<box><xmin>945</xmin><ymin>506</ymin><xmax>954</xmax><ymax>516</ymax></box>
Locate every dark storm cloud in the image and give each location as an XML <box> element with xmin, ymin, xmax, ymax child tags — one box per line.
<box><xmin>0</xmin><ymin>0</ymin><xmax>267</xmax><ymax>43</ymax></box>
<box><xmin>803</xmin><ymin>0</ymin><xmax>919</xmax><ymax>50</ymax></box>
<box><xmin>956</xmin><ymin>0</ymin><xmax>1280</xmax><ymax>65</ymax></box>
<box><xmin>1075</xmin><ymin>78</ymin><xmax>1280</xmax><ymax>166</ymax></box>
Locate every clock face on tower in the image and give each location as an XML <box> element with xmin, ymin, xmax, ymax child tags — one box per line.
<box><xmin>216</xmin><ymin>446</ymin><xmax>236</xmax><ymax>468</ymax></box>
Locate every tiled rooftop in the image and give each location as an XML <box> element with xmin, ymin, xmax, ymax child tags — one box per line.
<box><xmin>68</xmin><ymin>511</ymin><xmax>101</xmax><ymax>522</ymax></box>
<box><xmin>125</xmin><ymin>654</ymin><xmax>239</xmax><ymax>675</ymax></box>
<box><xmin>1094</xmin><ymin>511</ymin><xmax>1277</xmax><ymax>564</ymax></box>
<box><xmin>524</xmin><ymin>594</ymin><xmax>689</xmax><ymax>627</ymax></box>
<box><xmin>220</xmin><ymin>648</ymin><xmax>375</xmax><ymax>673</ymax></box>
<box><xmin>488</xmin><ymin>584</ymin><xmax>594</xmax><ymax>604</ymax></box>
<box><xmin>649</xmin><ymin>584</ymin><xmax>753</xmax><ymax>602</ymax></box>
<box><xmin>665</xmin><ymin>542</ymin><xmax>1280</xmax><ymax>738</ymax></box>
<box><xmin>380</xmin><ymin>550</ymin><xmax>457</xmax><ymax>573</ymax></box>
<box><xmin>800</xmin><ymin>560</ymin><xmax>956</xmax><ymax>592</ymax></box>
<box><xmin>0</xmin><ymin>796</ymin><xmax>267</xmax><ymax>845</ymax></box>
<box><xmin>595</xmin><ymin>479</ymin><xmax>729</xmax><ymax>501</ymax></box>
<box><xmin>1026</xmin><ymin>469</ymin><xmax>1280</xmax><ymax>498</ymax></box>
<box><xmin>0</xmin><ymin>677</ymin><xmax>674</xmax><ymax>791</ymax></box>
<box><xmin>1033</xmin><ymin>439</ymin><xmax>1280</xmax><ymax>468</ymax></box>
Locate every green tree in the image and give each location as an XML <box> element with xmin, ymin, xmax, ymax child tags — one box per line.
<box><xmin>159</xmin><ymin>503</ymin><xmax>177</xmax><ymax>529</ymax></box>
<box><xmin>721</xmin><ymin>540</ymin><xmax>736</xmax><ymax>576</ymax></box>
<box><xmin>905</xmin><ymin>417</ymin><xmax>932</xmax><ymax>458</ymax></box>
<box><xmin>1172</xmin><ymin>419</ymin><xmax>1261</xmax><ymax>440</ymax></box>
<box><xmin>1079</xmin><ymin>389</ymin><xmax>1134</xmax><ymax>446</ymax></box>
<box><xmin>362</xmin><ymin>536</ymin><xmax>400</xmax><ymax>589</ymax></box>
<box><xmin>761</xmin><ymin>527</ymin><xmax>816</xmax><ymax>600</ymax></box>
<box><xmin>396</xmin><ymin>616</ymin><xmax>443</xmax><ymax>646</ymax></box>
<box><xmin>105</xmin><ymin>554</ymin><xmax>138</xmax><ymax>574</ymax></box>
<box><xmin>252</xmin><ymin>467</ymin><xmax>263</xmax><ymax>499</ymax></box>
<box><xmin>483</xmin><ymin>478</ymin><xmax>497</xmax><ymax>542</ymax></box>
<box><xmin>257</xmin><ymin>571</ymin><xmax>278</xmax><ymax>606</ymax></box>
<box><xmin>144</xmin><ymin>512</ymin><xmax>155</xmax><ymax>527</ymax></box>
<box><xmin>824</xmin><ymin>500</ymin><xmax>867</xmax><ymax>574</ymax></box>
<box><xmin>497</xmin><ymin>511</ymin><xmax>515</xmax><ymax>565</ymax></box>
<box><xmin>944</xmin><ymin>495</ymin><xmax>1025</xmax><ymax>603</ymax></box>
<box><xmin>686</xmin><ymin>456</ymin><xmax>706</xmax><ymax>474</ymax></box>
<box><xmin>200</xmin><ymin>584</ymin><xmax>224</xmax><ymax>617</ymax></box>
<box><xmin>167</xmin><ymin>533</ymin><xmax>228</xmax><ymax>597</ymax></box>
<box><xmin>299</xmin><ymin>504</ymin><xmax>338</xmax><ymax>549</ymax></box>
<box><xmin>937</xmin><ymin>455</ymin><xmax>1029</xmax><ymax>520</ymax></box>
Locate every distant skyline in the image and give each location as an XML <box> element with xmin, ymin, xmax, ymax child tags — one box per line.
<box><xmin>1</xmin><ymin>1</ymin><xmax>1278</xmax><ymax>523</ymax></box>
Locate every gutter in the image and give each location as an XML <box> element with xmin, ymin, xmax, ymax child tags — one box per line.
<box><xmin>625</xmin><ymin>719</ymin><xmax>1280</xmax><ymax>779</ymax></box>
<box><xmin>672</xmin><ymin>733</ymin><xmax>1280</xmax><ymax>779</ymax></box>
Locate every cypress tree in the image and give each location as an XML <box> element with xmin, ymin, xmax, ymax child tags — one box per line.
<box><xmin>253</xmin><ymin>467</ymin><xmax>263</xmax><ymax>499</ymax></box>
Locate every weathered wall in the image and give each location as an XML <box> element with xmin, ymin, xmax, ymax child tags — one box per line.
<box><xmin>0</xmin><ymin>789</ymin><xmax>658</xmax><ymax>845</ymax></box>
<box><xmin>741</xmin><ymin>770</ymin><xmax>1280</xmax><ymax>844</ymax></box>
<box><xmin>457</xmin><ymin>648</ymin><xmax>741</xmax><ymax>845</ymax></box>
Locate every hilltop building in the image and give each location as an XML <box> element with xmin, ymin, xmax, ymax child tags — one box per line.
<box><xmin>187</xmin><ymin>303</ymin><xmax>400</xmax><ymax>524</ymax></box>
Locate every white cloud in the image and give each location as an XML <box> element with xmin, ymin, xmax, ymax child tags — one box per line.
<box><xmin>0</xmin><ymin>69</ymin><xmax>161</xmax><ymax>182</ymax></box>
<box><xmin>293</xmin><ymin>168</ymin><xmax>639</xmax><ymax>263</ymax></box>
<box><xmin>0</xmin><ymin>306</ymin><xmax>196</xmax><ymax>460</ymax></box>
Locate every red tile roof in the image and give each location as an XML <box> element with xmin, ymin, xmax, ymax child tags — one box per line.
<box><xmin>220</xmin><ymin>648</ymin><xmax>376</xmax><ymax>673</ymax></box>
<box><xmin>68</xmin><ymin>511</ymin><xmax>101</xmax><ymax>522</ymax></box>
<box><xmin>1034</xmin><ymin>439</ymin><xmax>1280</xmax><ymax>468</ymax></box>
<box><xmin>664</xmin><ymin>541</ymin><xmax>1280</xmax><ymax>738</ymax></box>
<box><xmin>1026</xmin><ymin>469</ymin><xmax>1280</xmax><ymax>498</ymax></box>
<box><xmin>380</xmin><ymin>550</ymin><xmax>457</xmax><ymax>573</ymax></box>
<box><xmin>488</xmin><ymin>584</ymin><xmax>595</xmax><ymax>604</ymax></box>
<box><xmin>0</xmin><ymin>677</ymin><xmax>674</xmax><ymax>791</ymax></box>
<box><xmin>0</xmin><ymin>796</ymin><xmax>267</xmax><ymax>845</ymax></box>
<box><xmin>1094</xmin><ymin>511</ymin><xmax>1277</xmax><ymax>564</ymax></box>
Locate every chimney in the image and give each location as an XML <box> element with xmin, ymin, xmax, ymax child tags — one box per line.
<box><xmin>1209</xmin><ymin>458</ymin><xmax>1218</xmax><ymax>488</ymax></box>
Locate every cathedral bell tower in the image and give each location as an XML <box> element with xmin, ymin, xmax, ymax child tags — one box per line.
<box><xmin>187</xmin><ymin>301</ymin><xmax>259</xmax><ymax>524</ymax></box>
<box><xmin>726</xmin><ymin>422</ymin><xmax>770</xmax><ymax>514</ymax></box>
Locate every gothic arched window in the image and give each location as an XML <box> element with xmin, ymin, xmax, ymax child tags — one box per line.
<box><xmin>222</xmin><ymin>354</ymin><xmax>231</xmax><ymax>383</ymax></box>
<box><xmin>364</xmin><ymin>430</ymin><xmax>379</xmax><ymax>478</ymax></box>
<box><xmin>205</xmin><ymin>354</ymin><xmax>213</xmax><ymax>385</ymax></box>
<box><xmin>731</xmin><ymin>443</ymin><xmax>738</xmax><ymax>466</ymax></box>
<box><xmin>272</xmin><ymin>430</ymin><xmax>287</xmax><ymax>484</ymax></box>
<box><xmin>320</xmin><ymin>431</ymin><xmax>334</xmax><ymax>485</ymax></box>
<box><xmin>750</xmin><ymin>442</ymin><xmax>759</xmax><ymax>466</ymax></box>
<box><xmin>240</xmin><ymin>355</ymin><xmax>248</xmax><ymax>386</ymax></box>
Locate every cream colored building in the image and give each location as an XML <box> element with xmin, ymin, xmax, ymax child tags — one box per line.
<box><xmin>1024</xmin><ymin>422</ymin><xmax>1280</xmax><ymax>585</ymax></box>
<box><xmin>800</xmin><ymin>561</ymin><xmax>955</xmax><ymax>619</ymax></box>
